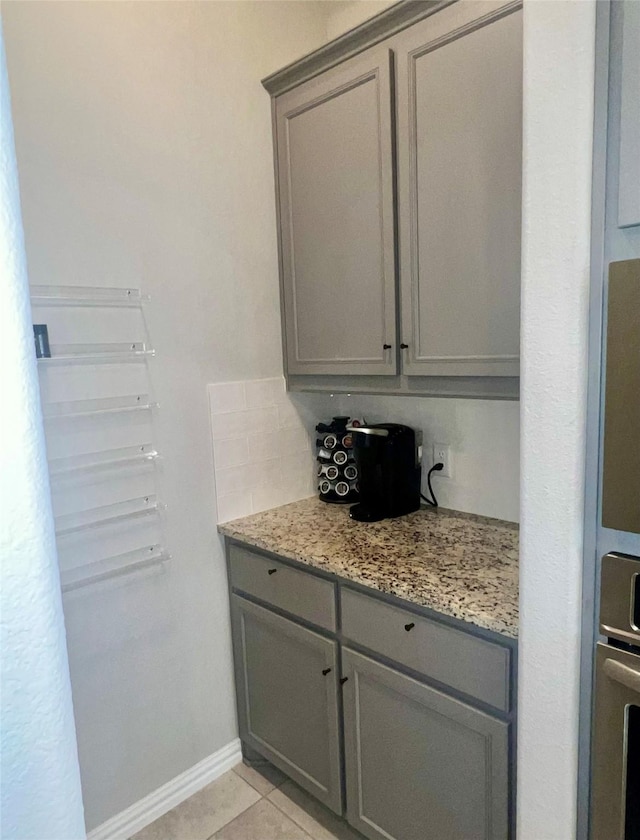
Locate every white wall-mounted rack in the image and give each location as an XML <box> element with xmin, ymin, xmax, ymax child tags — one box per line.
<box><xmin>55</xmin><ymin>494</ymin><xmax>163</xmax><ymax>536</ymax></box>
<box><xmin>49</xmin><ymin>444</ymin><xmax>159</xmax><ymax>479</ymax></box>
<box><xmin>31</xmin><ymin>285</ymin><xmax>149</xmax><ymax>308</ymax></box>
<box><xmin>61</xmin><ymin>544</ymin><xmax>170</xmax><ymax>592</ymax></box>
<box><xmin>44</xmin><ymin>394</ymin><xmax>158</xmax><ymax>420</ymax></box>
<box><xmin>33</xmin><ymin>283</ymin><xmax>168</xmax><ymax>590</ymax></box>
<box><xmin>38</xmin><ymin>343</ymin><xmax>155</xmax><ymax>366</ymax></box>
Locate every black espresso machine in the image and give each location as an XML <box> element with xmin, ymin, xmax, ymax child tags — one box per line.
<box><xmin>348</xmin><ymin>423</ymin><xmax>422</xmax><ymax>522</ymax></box>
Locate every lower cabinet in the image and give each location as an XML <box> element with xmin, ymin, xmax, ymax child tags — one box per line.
<box><xmin>342</xmin><ymin>648</ymin><xmax>509</xmax><ymax>840</ymax></box>
<box><xmin>228</xmin><ymin>548</ymin><xmax>514</xmax><ymax>840</ymax></box>
<box><xmin>230</xmin><ymin>595</ymin><xmax>343</xmax><ymax>813</ymax></box>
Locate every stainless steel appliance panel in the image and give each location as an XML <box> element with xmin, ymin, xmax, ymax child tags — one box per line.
<box><xmin>591</xmin><ymin>643</ymin><xmax>640</xmax><ymax>840</ymax></box>
<box><xmin>600</xmin><ymin>553</ymin><xmax>640</xmax><ymax>647</ymax></box>
<box><xmin>592</xmin><ymin>551</ymin><xmax>640</xmax><ymax>840</ymax></box>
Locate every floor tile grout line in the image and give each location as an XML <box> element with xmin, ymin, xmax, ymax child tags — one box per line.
<box><xmin>196</xmin><ymin>769</ymin><xmax>265</xmax><ymax>840</ymax></box>
<box><xmin>231</xmin><ymin>761</ymin><xmax>290</xmax><ymax>795</ymax></box>
<box><xmin>207</xmin><ymin>792</ymin><xmax>315</xmax><ymax>840</ymax></box>
<box><xmin>229</xmin><ymin>765</ymin><xmax>271</xmax><ymax>798</ymax></box>
<box><xmin>205</xmin><ymin>794</ymin><xmax>265</xmax><ymax>840</ymax></box>
<box><xmin>267</xmin><ymin>791</ymin><xmax>317</xmax><ymax>840</ymax></box>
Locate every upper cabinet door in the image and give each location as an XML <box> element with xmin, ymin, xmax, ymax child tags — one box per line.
<box><xmin>275</xmin><ymin>48</ymin><xmax>397</xmax><ymax>376</ymax></box>
<box><xmin>396</xmin><ymin>3</ymin><xmax>522</xmax><ymax>377</ymax></box>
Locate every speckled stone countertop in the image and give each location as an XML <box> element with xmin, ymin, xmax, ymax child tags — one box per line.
<box><xmin>218</xmin><ymin>497</ymin><xmax>519</xmax><ymax>638</ymax></box>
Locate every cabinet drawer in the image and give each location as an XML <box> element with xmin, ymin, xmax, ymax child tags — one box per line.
<box><xmin>341</xmin><ymin>588</ymin><xmax>510</xmax><ymax>711</ymax></box>
<box><xmin>229</xmin><ymin>545</ymin><xmax>336</xmax><ymax>632</ymax></box>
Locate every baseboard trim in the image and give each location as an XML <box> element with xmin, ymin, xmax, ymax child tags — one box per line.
<box><xmin>87</xmin><ymin>738</ymin><xmax>242</xmax><ymax>840</ymax></box>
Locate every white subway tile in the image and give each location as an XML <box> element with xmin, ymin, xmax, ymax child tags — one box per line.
<box><xmin>247</xmin><ymin>430</ymin><xmax>282</xmax><ymax>463</ymax></box>
<box><xmin>251</xmin><ymin>485</ymin><xmax>288</xmax><ymax>514</ymax></box>
<box><xmin>208</xmin><ymin>381</ymin><xmax>246</xmax><ymax>415</ymax></box>
<box><xmin>245</xmin><ymin>406</ymin><xmax>279</xmax><ymax>434</ymax></box>
<box><xmin>245</xmin><ymin>377</ymin><xmax>287</xmax><ymax>409</ymax></box>
<box><xmin>281</xmin><ymin>451</ymin><xmax>313</xmax><ymax>478</ymax></box>
<box><xmin>210</xmin><ymin>378</ymin><xmax>322</xmax><ymax>522</ymax></box>
<box><xmin>280</xmin><ymin>474</ymin><xmax>315</xmax><ymax>506</ymax></box>
<box><xmin>216</xmin><ymin>492</ymin><xmax>252</xmax><ymax>524</ymax></box>
<box><xmin>215</xmin><ymin>464</ymin><xmax>252</xmax><ymax>497</ymax></box>
<box><xmin>211</xmin><ymin>410</ymin><xmax>248</xmax><ymax>440</ymax></box>
<box><xmin>279</xmin><ymin>426</ymin><xmax>311</xmax><ymax>455</ymax></box>
<box><xmin>277</xmin><ymin>401</ymin><xmax>306</xmax><ymax>430</ymax></box>
<box><xmin>253</xmin><ymin>458</ymin><xmax>282</xmax><ymax>490</ymax></box>
<box><xmin>213</xmin><ymin>436</ymin><xmax>249</xmax><ymax>470</ymax></box>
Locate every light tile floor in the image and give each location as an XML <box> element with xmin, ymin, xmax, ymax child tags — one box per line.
<box><xmin>131</xmin><ymin>762</ymin><xmax>363</xmax><ymax>840</ymax></box>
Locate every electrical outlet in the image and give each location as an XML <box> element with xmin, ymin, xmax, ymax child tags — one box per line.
<box><xmin>432</xmin><ymin>443</ymin><xmax>452</xmax><ymax>478</ymax></box>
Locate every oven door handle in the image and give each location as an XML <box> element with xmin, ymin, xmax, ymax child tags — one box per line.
<box><xmin>603</xmin><ymin>657</ymin><xmax>640</xmax><ymax>694</ymax></box>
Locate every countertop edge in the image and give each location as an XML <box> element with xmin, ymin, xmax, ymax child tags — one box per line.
<box><xmin>219</xmin><ymin>529</ymin><xmax>519</xmax><ymax>641</ymax></box>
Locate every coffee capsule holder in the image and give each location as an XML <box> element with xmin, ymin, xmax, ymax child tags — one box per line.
<box><xmin>316</xmin><ymin>416</ymin><xmax>359</xmax><ymax>504</ymax></box>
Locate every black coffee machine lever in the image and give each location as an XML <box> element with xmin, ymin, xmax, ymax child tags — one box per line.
<box><xmin>346</xmin><ymin>424</ymin><xmax>389</xmax><ymax>437</ymax></box>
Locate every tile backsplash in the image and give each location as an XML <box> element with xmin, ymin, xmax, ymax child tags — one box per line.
<box><xmin>209</xmin><ymin>376</ymin><xmax>320</xmax><ymax>522</ymax></box>
<box><xmin>209</xmin><ymin>380</ymin><xmax>519</xmax><ymax>524</ymax></box>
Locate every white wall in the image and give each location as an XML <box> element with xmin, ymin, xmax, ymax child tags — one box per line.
<box><xmin>518</xmin><ymin>2</ymin><xmax>595</xmax><ymax>839</ymax></box>
<box><xmin>2</xmin><ymin>2</ymin><xmax>332</xmax><ymax>831</ymax></box>
<box><xmin>0</xmin><ymin>22</ymin><xmax>85</xmax><ymax>840</ymax></box>
<box><xmin>323</xmin><ymin>0</ymin><xmax>395</xmax><ymax>41</ymax></box>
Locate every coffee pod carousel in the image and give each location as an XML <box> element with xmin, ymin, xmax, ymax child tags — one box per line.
<box><xmin>315</xmin><ymin>416</ymin><xmax>360</xmax><ymax>504</ymax></box>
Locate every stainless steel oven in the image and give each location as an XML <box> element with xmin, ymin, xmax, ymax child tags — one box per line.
<box><xmin>592</xmin><ymin>552</ymin><xmax>640</xmax><ymax>840</ymax></box>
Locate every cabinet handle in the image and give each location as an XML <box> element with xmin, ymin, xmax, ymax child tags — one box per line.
<box><xmin>267</xmin><ymin>568</ymin><xmax>278</xmax><ymax>575</ymax></box>
<box><xmin>383</xmin><ymin>343</ymin><xmax>392</xmax><ymax>350</ymax></box>
<box><xmin>404</xmin><ymin>622</ymin><xmax>415</xmax><ymax>632</ymax></box>
<box><xmin>322</xmin><ymin>668</ymin><xmax>332</xmax><ymax>676</ymax></box>
<box><xmin>400</xmin><ymin>343</ymin><xmax>409</xmax><ymax>350</ymax></box>
<box><xmin>603</xmin><ymin>658</ymin><xmax>640</xmax><ymax>693</ymax></box>
<box><xmin>340</xmin><ymin>677</ymin><xmax>349</xmax><ymax>685</ymax></box>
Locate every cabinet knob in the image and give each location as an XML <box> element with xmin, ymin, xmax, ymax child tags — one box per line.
<box><xmin>383</xmin><ymin>343</ymin><xmax>392</xmax><ymax>350</ymax></box>
<box><xmin>340</xmin><ymin>677</ymin><xmax>349</xmax><ymax>685</ymax></box>
<box><xmin>404</xmin><ymin>622</ymin><xmax>415</xmax><ymax>632</ymax></box>
<box><xmin>400</xmin><ymin>343</ymin><xmax>409</xmax><ymax>350</ymax></box>
<box><xmin>267</xmin><ymin>568</ymin><xmax>278</xmax><ymax>575</ymax></box>
<box><xmin>322</xmin><ymin>668</ymin><xmax>332</xmax><ymax>676</ymax></box>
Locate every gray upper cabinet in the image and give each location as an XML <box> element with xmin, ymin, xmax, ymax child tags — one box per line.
<box><xmin>395</xmin><ymin>3</ymin><xmax>522</xmax><ymax>377</ymax></box>
<box><xmin>275</xmin><ymin>46</ymin><xmax>397</xmax><ymax>376</ymax></box>
<box><xmin>230</xmin><ymin>595</ymin><xmax>343</xmax><ymax>814</ymax></box>
<box><xmin>342</xmin><ymin>647</ymin><xmax>509</xmax><ymax>840</ymax></box>
<box><xmin>266</xmin><ymin>1</ymin><xmax>523</xmax><ymax>393</ymax></box>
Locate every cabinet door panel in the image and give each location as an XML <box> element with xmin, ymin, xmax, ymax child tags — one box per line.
<box><xmin>231</xmin><ymin>595</ymin><xmax>342</xmax><ymax>813</ymax></box>
<box><xmin>396</xmin><ymin>3</ymin><xmax>522</xmax><ymax>377</ymax></box>
<box><xmin>343</xmin><ymin>648</ymin><xmax>509</xmax><ymax>840</ymax></box>
<box><xmin>276</xmin><ymin>47</ymin><xmax>397</xmax><ymax>375</ymax></box>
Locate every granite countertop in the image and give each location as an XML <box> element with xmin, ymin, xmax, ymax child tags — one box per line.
<box><xmin>218</xmin><ymin>497</ymin><xmax>519</xmax><ymax>638</ymax></box>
